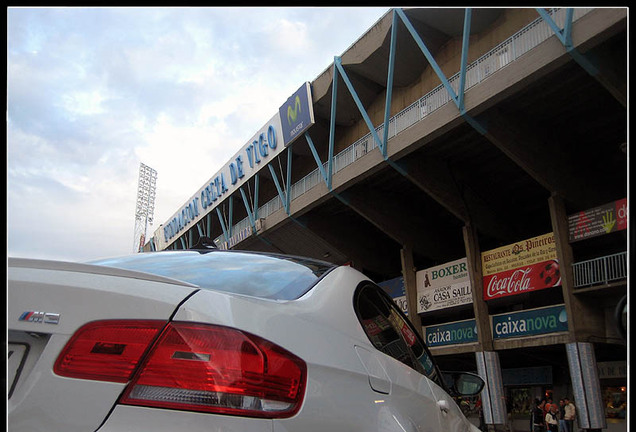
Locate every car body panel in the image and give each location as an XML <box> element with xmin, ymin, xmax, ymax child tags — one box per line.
<box><xmin>7</xmin><ymin>258</ymin><xmax>198</xmax><ymax>432</ymax></box>
<box><xmin>8</xmin><ymin>254</ymin><xmax>481</xmax><ymax>432</ymax></box>
<box><xmin>171</xmin><ymin>266</ymin><xmax>450</xmax><ymax>432</ymax></box>
<box><xmin>97</xmin><ymin>405</ymin><xmax>273</xmax><ymax>432</ymax></box>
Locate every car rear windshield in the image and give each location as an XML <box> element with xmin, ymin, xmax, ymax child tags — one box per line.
<box><xmin>90</xmin><ymin>250</ymin><xmax>335</xmax><ymax>301</ymax></box>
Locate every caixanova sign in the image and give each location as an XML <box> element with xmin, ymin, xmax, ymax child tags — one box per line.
<box><xmin>482</xmin><ymin>233</ymin><xmax>560</xmax><ymax>301</ymax></box>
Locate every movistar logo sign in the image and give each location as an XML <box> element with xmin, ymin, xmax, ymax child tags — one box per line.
<box><xmin>287</xmin><ymin>95</ymin><xmax>301</xmax><ymax>125</ymax></box>
<box><xmin>279</xmin><ymin>82</ymin><xmax>314</xmax><ymax>147</ymax></box>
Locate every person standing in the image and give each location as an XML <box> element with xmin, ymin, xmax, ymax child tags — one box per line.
<box><xmin>564</xmin><ymin>397</ymin><xmax>576</xmax><ymax>432</ymax></box>
<box><xmin>558</xmin><ymin>399</ymin><xmax>568</xmax><ymax>432</ymax></box>
<box><xmin>531</xmin><ymin>399</ymin><xmax>546</xmax><ymax>432</ymax></box>
<box><xmin>545</xmin><ymin>403</ymin><xmax>559</xmax><ymax>432</ymax></box>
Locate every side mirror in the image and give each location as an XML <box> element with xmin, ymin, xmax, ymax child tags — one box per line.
<box><xmin>615</xmin><ymin>295</ymin><xmax>627</xmax><ymax>342</ymax></box>
<box><xmin>442</xmin><ymin>371</ymin><xmax>485</xmax><ymax>397</ymax></box>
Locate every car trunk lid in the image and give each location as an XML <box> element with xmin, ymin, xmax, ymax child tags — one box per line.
<box><xmin>8</xmin><ymin>258</ymin><xmax>198</xmax><ymax>432</ymax></box>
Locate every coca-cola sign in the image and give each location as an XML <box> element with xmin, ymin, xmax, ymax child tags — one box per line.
<box><xmin>481</xmin><ymin>233</ymin><xmax>559</xmax><ymax>301</ymax></box>
<box><xmin>484</xmin><ymin>260</ymin><xmax>560</xmax><ymax>300</ymax></box>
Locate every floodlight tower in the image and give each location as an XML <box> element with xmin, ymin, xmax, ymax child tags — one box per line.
<box><xmin>133</xmin><ymin>163</ymin><xmax>157</xmax><ymax>252</ymax></box>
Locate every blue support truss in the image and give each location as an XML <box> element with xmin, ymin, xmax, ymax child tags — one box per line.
<box><xmin>215</xmin><ymin>206</ymin><xmax>230</xmax><ymax>242</ymax></box>
<box><xmin>536</xmin><ymin>8</ymin><xmax>599</xmax><ymax>76</ymax></box>
<box><xmin>395</xmin><ymin>8</ymin><xmax>459</xmax><ymax>106</ymax></box>
<box><xmin>268</xmin><ymin>146</ymin><xmax>293</xmax><ymax>215</ymax></box>
<box><xmin>334</xmin><ymin>57</ymin><xmax>385</xmax><ymax>156</ymax></box>
<box><xmin>394</xmin><ymin>8</ymin><xmax>487</xmax><ymax>135</ymax></box>
<box><xmin>382</xmin><ymin>10</ymin><xmax>399</xmax><ymax>156</ymax></box>
<box><xmin>239</xmin><ymin>186</ymin><xmax>257</xmax><ymax>234</ymax></box>
<box><xmin>305</xmin><ymin>132</ymin><xmax>330</xmax><ymax>188</ymax></box>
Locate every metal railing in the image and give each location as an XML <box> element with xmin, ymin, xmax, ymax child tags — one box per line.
<box><xmin>573</xmin><ymin>252</ymin><xmax>628</xmax><ymax>288</ymax></box>
<box><xmin>215</xmin><ymin>8</ymin><xmax>593</xmax><ymax>247</ymax></box>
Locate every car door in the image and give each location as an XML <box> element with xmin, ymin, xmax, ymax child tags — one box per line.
<box><xmin>354</xmin><ymin>282</ymin><xmax>475</xmax><ymax>432</ymax></box>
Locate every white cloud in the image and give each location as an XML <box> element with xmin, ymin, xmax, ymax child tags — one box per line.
<box><xmin>268</xmin><ymin>18</ymin><xmax>311</xmax><ymax>54</ymax></box>
<box><xmin>7</xmin><ymin>6</ymin><xmax>389</xmax><ymax>262</ymax></box>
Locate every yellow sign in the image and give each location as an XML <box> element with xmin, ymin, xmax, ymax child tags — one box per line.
<box><xmin>481</xmin><ymin>233</ymin><xmax>557</xmax><ymax>277</ymax></box>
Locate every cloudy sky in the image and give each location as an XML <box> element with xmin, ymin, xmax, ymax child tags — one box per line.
<box><xmin>7</xmin><ymin>6</ymin><xmax>389</xmax><ymax>262</ymax></box>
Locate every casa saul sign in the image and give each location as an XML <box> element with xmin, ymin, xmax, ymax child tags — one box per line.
<box><xmin>481</xmin><ymin>233</ymin><xmax>560</xmax><ymax>301</ymax></box>
<box><xmin>416</xmin><ymin>258</ymin><xmax>472</xmax><ymax>314</ymax></box>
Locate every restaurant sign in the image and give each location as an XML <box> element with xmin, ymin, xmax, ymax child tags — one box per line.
<box><xmin>482</xmin><ymin>233</ymin><xmax>560</xmax><ymax>301</ymax></box>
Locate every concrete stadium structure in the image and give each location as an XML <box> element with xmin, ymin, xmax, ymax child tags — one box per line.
<box><xmin>146</xmin><ymin>8</ymin><xmax>627</xmax><ymax>431</ymax></box>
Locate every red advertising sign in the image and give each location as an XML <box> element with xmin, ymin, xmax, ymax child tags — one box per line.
<box><xmin>484</xmin><ymin>259</ymin><xmax>560</xmax><ymax>300</ymax></box>
<box><xmin>481</xmin><ymin>233</ymin><xmax>560</xmax><ymax>301</ymax></box>
<box><xmin>568</xmin><ymin>198</ymin><xmax>627</xmax><ymax>242</ymax></box>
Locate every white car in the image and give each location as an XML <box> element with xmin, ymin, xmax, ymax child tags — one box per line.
<box><xmin>8</xmin><ymin>247</ymin><xmax>484</xmax><ymax>432</ymax></box>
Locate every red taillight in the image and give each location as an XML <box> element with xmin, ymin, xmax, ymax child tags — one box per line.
<box><xmin>122</xmin><ymin>322</ymin><xmax>306</xmax><ymax>418</ymax></box>
<box><xmin>55</xmin><ymin>320</ymin><xmax>306</xmax><ymax>418</ymax></box>
<box><xmin>54</xmin><ymin>320</ymin><xmax>165</xmax><ymax>383</ymax></box>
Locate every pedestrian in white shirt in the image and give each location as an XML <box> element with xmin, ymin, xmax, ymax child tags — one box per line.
<box><xmin>564</xmin><ymin>397</ymin><xmax>576</xmax><ymax>432</ymax></box>
<box><xmin>545</xmin><ymin>404</ymin><xmax>559</xmax><ymax>432</ymax></box>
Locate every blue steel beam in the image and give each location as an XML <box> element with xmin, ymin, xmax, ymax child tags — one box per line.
<box><xmin>285</xmin><ymin>146</ymin><xmax>292</xmax><ymax>212</ymax></box>
<box><xmin>536</xmin><ymin>8</ymin><xmax>599</xmax><ymax>76</ymax></box>
<box><xmin>253</xmin><ymin>174</ymin><xmax>260</xmax><ymax>220</ymax></box>
<box><xmin>328</xmin><ymin>62</ymin><xmax>338</xmax><ymax>189</ymax></box>
<box><xmin>335</xmin><ymin>56</ymin><xmax>407</xmax><ymax>177</ymax></box>
<box><xmin>382</xmin><ymin>10</ymin><xmax>399</xmax><ymax>157</ymax></box>
<box><xmin>536</xmin><ymin>8</ymin><xmax>569</xmax><ymax>46</ymax></box>
<box><xmin>239</xmin><ymin>186</ymin><xmax>257</xmax><ymax>234</ymax></box>
<box><xmin>395</xmin><ymin>8</ymin><xmax>459</xmax><ymax>107</ymax></box>
<box><xmin>228</xmin><ymin>196</ymin><xmax>233</xmax><ymax>238</ymax></box>
<box><xmin>395</xmin><ymin>8</ymin><xmax>487</xmax><ymax>135</ymax></box>
<box><xmin>215</xmin><ymin>207</ymin><xmax>230</xmax><ymax>242</ymax></box>
<box><xmin>268</xmin><ymin>163</ymin><xmax>288</xmax><ymax>214</ymax></box>
<box><xmin>305</xmin><ymin>132</ymin><xmax>330</xmax><ymax>187</ymax></box>
<box><xmin>457</xmin><ymin>8</ymin><xmax>472</xmax><ymax>111</ymax></box>
<box><xmin>267</xmin><ymin>147</ymin><xmax>293</xmax><ymax>215</ymax></box>
<box><xmin>334</xmin><ymin>57</ymin><xmax>385</xmax><ymax>155</ymax></box>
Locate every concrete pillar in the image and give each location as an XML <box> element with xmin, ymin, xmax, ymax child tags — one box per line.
<box><xmin>464</xmin><ymin>224</ymin><xmax>507</xmax><ymax>430</ymax></box>
<box><xmin>566</xmin><ymin>342</ymin><xmax>606</xmax><ymax>432</ymax></box>
<box><xmin>548</xmin><ymin>194</ymin><xmax>605</xmax><ymax>341</ymax></box>
<box><xmin>476</xmin><ymin>350</ymin><xmax>508</xmax><ymax>431</ymax></box>
<box><xmin>400</xmin><ymin>245</ymin><xmax>422</xmax><ymax>333</ymax></box>
<box><xmin>550</xmin><ymin>195</ymin><xmax>607</xmax><ymax>432</ymax></box>
<box><xmin>462</xmin><ymin>224</ymin><xmax>493</xmax><ymax>351</ymax></box>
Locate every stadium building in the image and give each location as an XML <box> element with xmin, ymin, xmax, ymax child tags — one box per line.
<box><xmin>145</xmin><ymin>8</ymin><xmax>628</xmax><ymax>432</ymax></box>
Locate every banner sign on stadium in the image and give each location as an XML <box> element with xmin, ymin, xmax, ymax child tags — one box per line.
<box><xmin>156</xmin><ymin>113</ymin><xmax>285</xmax><ymax>248</ymax></box>
<box><xmin>378</xmin><ymin>276</ymin><xmax>408</xmax><ymax>315</ymax></box>
<box><xmin>416</xmin><ymin>258</ymin><xmax>472</xmax><ymax>314</ymax></box>
<box><xmin>567</xmin><ymin>198</ymin><xmax>627</xmax><ymax>242</ymax></box>
<box><xmin>424</xmin><ymin>319</ymin><xmax>478</xmax><ymax>347</ymax></box>
<box><xmin>492</xmin><ymin>305</ymin><xmax>568</xmax><ymax>340</ymax></box>
<box><xmin>482</xmin><ymin>233</ymin><xmax>560</xmax><ymax>301</ymax></box>
<box><xmin>279</xmin><ymin>82</ymin><xmax>315</xmax><ymax>147</ymax></box>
